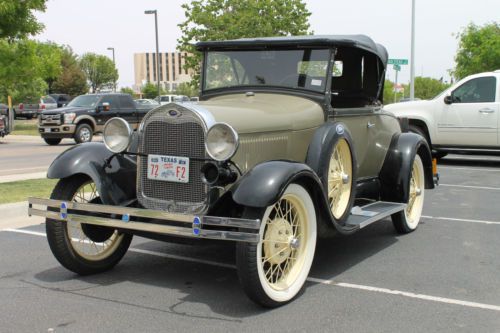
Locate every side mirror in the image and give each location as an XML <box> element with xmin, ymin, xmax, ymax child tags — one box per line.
<box><xmin>444</xmin><ymin>95</ymin><xmax>453</xmax><ymax>105</ymax></box>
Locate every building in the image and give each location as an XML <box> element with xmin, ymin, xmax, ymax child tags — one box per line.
<box><xmin>133</xmin><ymin>52</ymin><xmax>194</xmax><ymax>92</ymax></box>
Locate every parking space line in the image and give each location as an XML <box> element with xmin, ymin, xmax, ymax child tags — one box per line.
<box><xmin>440</xmin><ymin>184</ymin><xmax>500</xmax><ymax>191</ymax></box>
<box><xmin>439</xmin><ymin>166</ymin><xmax>500</xmax><ymax>173</ymax></box>
<box><xmin>3</xmin><ymin>228</ymin><xmax>500</xmax><ymax>313</ymax></box>
<box><xmin>422</xmin><ymin>216</ymin><xmax>500</xmax><ymax>225</ymax></box>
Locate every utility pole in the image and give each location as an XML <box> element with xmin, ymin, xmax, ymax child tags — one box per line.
<box><xmin>145</xmin><ymin>10</ymin><xmax>161</xmax><ymax>100</ymax></box>
<box><xmin>107</xmin><ymin>47</ymin><xmax>116</xmax><ymax>92</ymax></box>
<box><xmin>410</xmin><ymin>0</ymin><xmax>416</xmax><ymax>100</ymax></box>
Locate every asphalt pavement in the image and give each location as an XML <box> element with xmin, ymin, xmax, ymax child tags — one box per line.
<box><xmin>0</xmin><ymin>155</ymin><xmax>499</xmax><ymax>332</ymax></box>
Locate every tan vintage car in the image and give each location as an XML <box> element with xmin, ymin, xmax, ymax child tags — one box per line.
<box><xmin>29</xmin><ymin>35</ymin><xmax>438</xmax><ymax>307</ymax></box>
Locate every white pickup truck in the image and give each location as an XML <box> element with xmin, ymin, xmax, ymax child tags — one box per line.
<box><xmin>385</xmin><ymin>70</ymin><xmax>500</xmax><ymax>157</ymax></box>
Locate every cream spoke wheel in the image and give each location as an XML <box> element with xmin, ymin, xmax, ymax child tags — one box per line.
<box><xmin>236</xmin><ymin>184</ymin><xmax>317</xmax><ymax>307</ymax></box>
<box><xmin>65</xmin><ymin>180</ymin><xmax>124</xmax><ymax>261</ymax></box>
<box><xmin>327</xmin><ymin>138</ymin><xmax>353</xmax><ymax>220</ymax></box>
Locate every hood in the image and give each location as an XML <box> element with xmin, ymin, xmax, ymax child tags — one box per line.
<box><xmin>193</xmin><ymin>93</ymin><xmax>324</xmax><ymax>134</ymax></box>
<box><xmin>383</xmin><ymin>99</ymin><xmax>433</xmax><ymax>114</ymax></box>
<box><xmin>41</xmin><ymin>106</ymin><xmax>89</xmax><ymax>114</ymax></box>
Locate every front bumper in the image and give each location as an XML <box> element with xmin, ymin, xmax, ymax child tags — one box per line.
<box><xmin>38</xmin><ymin>124</ymin><xmax>76</xmax><ymax>138</ymax></box>
<box><xmin>28</xmin><ymin>197</ymin><xmax>261</xmax><ymax>243</ymax></box>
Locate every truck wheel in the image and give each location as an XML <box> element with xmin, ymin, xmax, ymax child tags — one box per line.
<box><xmin>74</xmin><ymin>123</ymin><xmax>93</xmax><ymax>144</ymax></box>
<box><xmin>392</xmin><ymin>154</ymin><xmax>425</xmax><ymax>233</ymax></box>
<box><xmin>326</xmin><ymin>138</ymin><xmax>354</xmax><ymax>222</ymax></box>
<box><xmin>236</xmin><ymin>183</ymin><xmax>317</xmax><ymax>307</ymax></box>
<box><xmin>46</xmin><ymin>175</ymin><xmax>132</xmax><ymax>275</ymax></box>
<box><xmin>43</xmin><ymin>138</ymin><xmax>62</xmax><ymax>145</ymax></box>
<box><xmin>409</xmin><ymin>125</ymin><xmax>429</xmax><ymax>146</ymax></box>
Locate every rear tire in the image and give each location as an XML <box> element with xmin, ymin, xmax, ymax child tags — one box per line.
<box><xmin>46</xmin><ymin>175</ymin><xmax>132</xmax><ymax>275</ymax></box>
<box><xmin>236</xmin><ymin>183</ymin><xmax>317</xmax><ymax>307</ymax></box>
<box><xmin>74</xmin><ymin>123</ymin><xmax>93</xmax><ymax>144</ymax></box>
<box><xmin>392</xmin><ymin>154</ymin><xmax>425</xmax><ymax>234</ymax></box>
<box><xmin>43</xmin><ymin>138</ymin><xmax>62</xmax><ymax>145</ymax></box>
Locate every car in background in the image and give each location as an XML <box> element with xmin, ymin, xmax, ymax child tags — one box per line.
<box><xmin>173</xmin><ymin>95</ymin><xmax>190</xmax><ymax>102</ymax></box>
<box><xmin>49</xmin><ymin>94</ymin><xmax>72</xmax><ymax>108</ymax></box>
<box><xmin>16</xmin><ymin>96</ymin><xmax>57</xmax><ymax>119</ymax></box>
<box><xmin>134</xmin><ymin>98</ymin><xmax>160</xmax><ymax>110</ymax></box>
<box><xmin>189</xmin><ymin>96</ymin><xmax>199</xmax><ymax>102</ymax></box>
<box><xmin>155</xmin><ymin>95</ymin><xmax>180</xmax><ymax>105</ymax></box>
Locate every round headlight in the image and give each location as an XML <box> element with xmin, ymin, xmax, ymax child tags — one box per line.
<box><xmin>103</xmin><ymin>117</ymin><xmax>132</xmax><ymax>153</ymax></box>
<box><xmin>205</xmin><ymin>123</ymin><xmax>239</xmax><ymax>161</ymax></box>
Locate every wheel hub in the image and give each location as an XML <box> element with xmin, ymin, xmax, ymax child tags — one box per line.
<box><xmin>263</xmin><ymin>218</ymin><xmax>294</xmax><ymax>265</ymax></box>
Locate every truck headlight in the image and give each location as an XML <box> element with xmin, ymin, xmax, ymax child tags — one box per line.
<box><xmin>205</xmin><ymin>123</ymin><xmax>239</xmax><ymax>161</ymax></box>
<box><xmin>63</xmin><ymin>113</ymin><xmax>76</xmax><ymax>124</ymax></box>
<box><xmin>103</xmin><ymin>118</ymin><xmax>132</xmax><ymax>153</ymax></box>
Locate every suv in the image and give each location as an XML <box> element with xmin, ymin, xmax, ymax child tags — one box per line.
<box><xmin>385</xmin><ymin>71</ymin><xmax>500</xmax><ymax>157</ymax></box>
<box><xmin>29</xmin><ymin>35</ymin><xmax>437</xmax><ymax>307</ymax></box>
<box><xmin>38</xmin><ymin>93</ymin><xmax>155</xmax><ymax>145</ymax></box>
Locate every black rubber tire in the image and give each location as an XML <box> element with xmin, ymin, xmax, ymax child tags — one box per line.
<box><xmin>74</xmin><ymin>123</ymin><xmax>93</xmax><ymax>144</ymax></box>
<box><xmin>26</xmin><ymin>115</ymin><xmax>33</xmax><ymax>120</ymax></box>
<box><xmin>409</xmin><ymin>125</ymin><xmax>429</xmax><ymax>146</ymax></box>
<box><xmin>43</xmin><ymin>138</ymin><xmax>62</xmax><ymax>145</ymax></box>
<box><xmin>46</xmin><ymin>175</ymin><xmax>132</xmax><ymax>275</ymax></box>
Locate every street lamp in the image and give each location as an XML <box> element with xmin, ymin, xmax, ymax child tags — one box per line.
<box><xmin>144</xmin><ymin>9</ymin><xmax>161</xmax><ymax>100</ymax></box>
<box><xmin>107</xmin><ymin>47</ymin><xmax>116</xmax><ymax>92</ymax></box>
<box><xmin>409</xmin><ymin>0</ymin><xmax>416</xmax><ymax>100</ymax></box>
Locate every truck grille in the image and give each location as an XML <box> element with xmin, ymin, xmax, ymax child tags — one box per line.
<box><xmin>40</xmin><ymin>114</ymin><xmax>61</xmax><ymax>125</ymax></box>
<box><xmin>137</xmin><ymin>105</ymin><xmax>208</xmax><ymax>214</ymax></box>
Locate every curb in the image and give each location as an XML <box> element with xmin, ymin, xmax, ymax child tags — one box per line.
<box><xmin>0</xmin><ymin>201</ymin><xmax>29</xmax><ymax>220</ymax></box>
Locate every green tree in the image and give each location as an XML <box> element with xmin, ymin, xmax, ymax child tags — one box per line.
<box><xmin>35</xmin><ymin>42</ymin><xmax>62</xmax><ymax>93</ymax></box>
<box><xmin>79</xmin><ymin>53</ymin><xmax>118</xmax><ymax>93</ymax></box>
<box><xmin>414</xmin><ymin>76</ymin><xmax>450</xmax><ymax>100</ymax></box>
<box><xmin>0</xmin><ymin>0</ymin><xmax>47</xmax><ymax>41</ymax></box>
<box><xmin>141</xmin><ymin>82</ymin><xmax>165</xmax><ymax>99</ymax></box>
<box><xmin>120</xmin><ymin>87</ymin><xmax>135</xmax><ymax>96</ymax></box>
<box><xmin>178</xmin><ymin>0</ymin><xmax>312</xmax><ymax>87</ymax></box>
<box><xmin>174</xmin><ymin>82</ymin><xmax>198</xmax><ymax>97</ymax></box>
<box><xmin>52</xmin><ymin>47</ymin><xmax>88</xmax><ymax>96</ymax></box>
<box><xmin>453</xmin><ymin>22</ymin><xmax>500</xmax><ymax>79</ymax></box>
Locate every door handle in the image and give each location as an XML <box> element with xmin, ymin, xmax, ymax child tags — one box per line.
<box><xmin>367</xmin><ymin>121</ymin><xmax>375</xmax><ymax>128</ymax></box>
<box><xmin>478</xmin><ymin>108</ymin><xmax>495</xmax><ymax>114</ymax></box>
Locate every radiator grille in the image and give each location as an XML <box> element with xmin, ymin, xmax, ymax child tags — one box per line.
<box><xmin>137</xmin><ymin>106</ymin><xmax>208</xmax><ymax>214</ymax></box>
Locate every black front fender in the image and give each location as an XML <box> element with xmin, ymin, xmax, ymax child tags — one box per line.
<box><xmin>379</xmin><ymin>133</ymin><xmax>434</xmax><ymax>203</ymax></box>
<box><xmin>47</xmin><ymin>143</ymin><xmax>137</xmax><ymax>205</ymax></box>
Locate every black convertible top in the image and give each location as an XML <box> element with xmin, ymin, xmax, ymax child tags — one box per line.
<box><xmin>196</xmin><ymin>34</ymin><xmax>388</xmax><ymax>65</ymax></box>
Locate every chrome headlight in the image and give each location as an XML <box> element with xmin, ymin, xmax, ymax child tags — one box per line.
<box><xmin>63</xmin><ymin>113</ymin><xmax>76</xmax><ymax>124</ymax></box>
<box><xmin>103</xmin><ymin>118</ymin><xmax>132</xmax><ymax>153</ymax></box>
<box><xmin>205</xmin><ymin>123</ymin><xmax>239</xmax><ymax>161</ymax></box>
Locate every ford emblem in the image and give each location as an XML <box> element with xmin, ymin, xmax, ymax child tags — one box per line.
<box><xmin>168</xmin><ymin>110</ymin><xmax>179</xmax><ymax>117</ymax></box>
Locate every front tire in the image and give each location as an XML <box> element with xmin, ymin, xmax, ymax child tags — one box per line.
<box><xmin>46</xmin><ymin>175</ymin><xmax>132</xmax><ymax>275</ymax></box>
<box><xmin>236</xmin><ymin>183</ymin><xmax>317</xmax><ymax>307</ymax></box>
<box><xmin>74</xmin><ymin>123</ymin><xmax>93</xmax><ymax>144</ymax></box>
<box><xmin>392</xmin><ymin>154</ymin><xmax>425</xmax><ymax>233</ymax></box>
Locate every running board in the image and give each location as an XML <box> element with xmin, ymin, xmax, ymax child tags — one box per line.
<box><xmin>346</xmin><ymin>201</ymin><xmax>406</xmax><ymax>229</ymax></box>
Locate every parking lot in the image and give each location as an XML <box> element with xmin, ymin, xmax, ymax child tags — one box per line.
<box><xmin>0</xmin><ymin>154</ymin><xmax>499</xmax><ymax>332</ymax></box>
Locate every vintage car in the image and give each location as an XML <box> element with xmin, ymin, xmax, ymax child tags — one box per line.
<box><xmin>29</xmin><ymin>35</ymin><xmax>437</xmax><ymax>307</ymax></box>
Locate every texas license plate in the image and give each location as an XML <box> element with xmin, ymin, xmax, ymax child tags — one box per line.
<box><xmin>44</xmin><ymin>128</ymin><xmax>52</xmax><ymax>133</ymax></box>
<box><xmin>147</xmin><ymin>154</ymin><xmax>189</xmax><ymax>183</ymax></box>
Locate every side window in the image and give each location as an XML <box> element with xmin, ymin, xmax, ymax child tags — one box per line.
<box><xmin>118</xmin><ymin>96</ymin><xmax>135</xmax><ymax>109</ymax></box>
<box><xmin>452</xmin><ymin>77</ymin><xmax>496</xmax><ymax>103</ymax></box>
<box><xmin>99</xmin><ymin>95</ymin><xmax>119</xmax><ymax>109</ymax></box>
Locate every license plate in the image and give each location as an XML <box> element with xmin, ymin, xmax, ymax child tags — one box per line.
<box><xmin>44</xmin><ymin>128</ymin><xmax>52</xmax><ymax>133</ymax></box>
<box><xmin>147</xmin><ymin>154</ymin><xmax>189</xmax><ymax>183</ymax></box>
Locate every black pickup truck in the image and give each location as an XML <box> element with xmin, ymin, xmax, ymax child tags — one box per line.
<box><xmin>39</xmin><ymin>93</ymin><xmax>156</xmax><ymax>145</ymax></box>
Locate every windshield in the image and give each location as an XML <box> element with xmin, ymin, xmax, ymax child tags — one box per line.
<box><xmin>67</xmin><ymin>95</ymin><xmax>100</xmax><ymax>108</ymax></box>
<box><xmin>203</xmin><ymin>49</ymin><xmax>330</xmax><ymax>93</ymax></box>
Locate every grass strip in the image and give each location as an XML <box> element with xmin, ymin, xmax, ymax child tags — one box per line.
<box><xmin>0</xmin><ymin>178</ymin><xmax>57</xmax><ymax>204</ymax></box>
<box><xmin>12</xmin><ymin>119</ymin><xmax>39</xmax><ymax>136</ymax></box>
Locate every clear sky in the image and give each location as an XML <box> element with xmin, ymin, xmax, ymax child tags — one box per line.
<box><xmin>34</xmin><ymin>0</ymin><xmax>499</xmax><ymax>89</ymax></box>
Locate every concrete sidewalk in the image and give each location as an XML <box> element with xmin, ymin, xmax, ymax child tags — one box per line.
<box><xmin>0</xmin><ymin>201</ymin><xmax>43</xmax><ymax>230</ymax></box>
<box><xmin>0</xmin><ymin>172</ymin><xmax>47</xmax><ymax>183</ymax></box>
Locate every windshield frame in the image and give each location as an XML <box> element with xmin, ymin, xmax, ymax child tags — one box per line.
<box><xmin>201</xmin><ymin>48</ymin><xmax>334</xmax><ymax>96</ymax></box>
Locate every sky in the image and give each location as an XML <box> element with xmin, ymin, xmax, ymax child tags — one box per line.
<box><xmin>34</xmin><ymin>0</ymin><xmax>500</xmax><ymax>89</ymax></box>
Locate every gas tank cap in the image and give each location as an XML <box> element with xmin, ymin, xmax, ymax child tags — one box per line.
<box><xmin>245</xmin><ymin>91</ymin><xmax>255</xmax><ymax>97</ymax></box>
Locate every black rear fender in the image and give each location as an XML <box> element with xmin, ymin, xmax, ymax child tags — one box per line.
<box><xmin>379</xmin><ymin>133</ymin><xmax>434</xmax><ymax>203</ymax></box>
<box><xmin>47</xmin><ymin>143</ymin><xmax>137</xmax><ymax>205</ymax></box>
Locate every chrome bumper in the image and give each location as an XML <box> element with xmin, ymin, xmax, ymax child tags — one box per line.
<box><xmin>28</xmin><ymin>197</ymin><xmax>261</xmax><ymax>243</ymax></box>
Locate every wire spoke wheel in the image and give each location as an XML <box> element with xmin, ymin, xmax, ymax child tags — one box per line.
<box><xmin>67</xmin><ymin>181</ymin><xmax>124</xmax><ymax>261</ymax></box>
<box><xmin>327</xmin><ymin>138</ymin><xmax>353</xmax><ymax>219</ymax></box>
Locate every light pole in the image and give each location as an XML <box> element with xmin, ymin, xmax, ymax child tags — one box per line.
<box><xmin>107</xmin><ymin>47</ymin><xmax>116</xmax><ymax>92</ymax></box>
<box><xmin>410</xmin><ymin>0</ymin><xmax>416</xmax><ymax>100</ymax></box>
<box><xmin>145</xmin><ymin>9</ymin><xmax>161</xmax><ymax>100</ymax></box>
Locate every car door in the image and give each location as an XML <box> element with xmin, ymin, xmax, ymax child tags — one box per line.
<box><xmin>95</xmin><ymin>95</ymin><xmax>119</xmax><ymax>129</ymax></box>
<box><xmin>437</xmin><ymin>76</ymin><xmax>498</xmax><ymax>146</ymax></box>
<box><xmin>117</xmin><ymin>95</ymin><xmax>137</xmax><ymax>128</ymax></box>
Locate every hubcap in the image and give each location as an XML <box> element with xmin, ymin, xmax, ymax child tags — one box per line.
<box><xmin>261</xmin><ymin>195</ymin><xmax>307</xmax><ymax>290</ymax></box>
<box><xmin>328</xmin><ymin>139</ymin><xmax>353</xmax><ymax>219</ymax></box>
<box><xmin>66</xmin><ymin>181</ymin><xmax>122</xmax><ymax>260</ymax></box>
<box><xmin>405</xmin><ymin>157</ymin><xmax>424</xmax><ymax>224</ymax></box>
<box><xmin>80</xmin><ymin>128</ymin><xmax>91</xmax><ymax>142</ymax></box>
